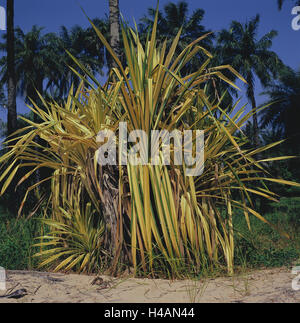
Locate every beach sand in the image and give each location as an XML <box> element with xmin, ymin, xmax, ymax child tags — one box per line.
<box><xmin>0</xmin><ymin>267</ymin><xmax>299</xmax><ymax>303</ymax></box>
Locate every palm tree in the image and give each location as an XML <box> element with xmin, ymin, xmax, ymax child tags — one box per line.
<box><xmin>109</xmin><ymin>0</ymin><xmax>121</xmax><ymax>68</ymax></box>
<box><xmin>260</xmin><ymin>66</ymin><xmax>300</xmax><ymax>191</ymax></box>
<box><xmin>56</xmin><ymin>20</ymin><xmax>107</xmax><ymax>97</ymax></box>
<box><xmin>139</xmin><ymin>1</ymin><xmax>214</xmax><ymax>73</ymax></box>
<box><xmin>260</xmin><ymin>66</ymin><xmax>300</xmax><ymax>145</ymax></box>
<box><xmin>6</xmin><ymin>0</ymin><xmax>17</xmax><ymax>136</ymax></box>
<box><xmin>0</xmin><ymin>26</ymin><xmax>61</xmax><ymax>114</ymax></box>
<box><xmin>1</xmin><ymin>22</ymin><xmax>107</xmax><ymax>108</ymax></box>
<box><xmin>217</xmin><ymin>15</ymin><xmax>283</xmax><ymax>149</ymax></box>
<box><xmin>85</xmin><ymin>18</ymin><xmax>110</xmax><ymax>67</ymax></box>
<box><xmin>140</xmin><ymin>1</ymin><xmax>212</xmax><ymax>44</ymax></box>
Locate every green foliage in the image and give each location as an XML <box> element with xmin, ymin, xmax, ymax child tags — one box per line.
<box><xmin>0</xmin><ymin>20</ymin><xmax>109</xmax><ymax>107</ymax></box>
<box><xmin>139</xmin><ymin>1</ymin><xmax>214</xmax><ymax>55</ymax></box>
<box><xmin>0</xmin><ymin>208</ymin><xmax>42</xmax><ymax>270</ymax></box>
<box><xmin>261</xmin><ymin>67</ymin><xmax>300</xmax><ymax>137</ymax></box>
<box><xmin>234</xmin><ymin>197</ymin><xmax>300</xmax><ymax>268</ymax></box>
<box><xmin>217</xmin><ymin>14</ymin><xmax>283</xmax><ymax>101</ymax></box>
<box><xmin>260</xmin><ymin>67</ymin><xmax>300</xmax><ymax>183</ymax></box>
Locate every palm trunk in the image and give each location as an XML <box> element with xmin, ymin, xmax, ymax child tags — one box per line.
<box><xmin>6</xmin><ymin>0</ymin><xmax>19</xmax><ymax>215</ymax></box>
<box><xmin>6</xmin><ymin>0</ymin><xmax>17</xmax><ymax>136</ymax></box>
<box><xmin>102</xmin><ymin>0</ymin><xmax>122</xmax><ymax>272</ymax></box>
<box><xmin>109</xmin><ymin>0</ymin><xmax>121</xmax><ymax>68</ymax></box>
<box><xmin>100</xmin><ymin>165</ymin><xmax>121</xmax><ymax>273</ymax></box>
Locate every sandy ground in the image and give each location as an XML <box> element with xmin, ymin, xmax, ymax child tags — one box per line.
<box><xmin>0</xmin><ymin>267</ymin><xmax>299</xmax><ymax>303</ymax></box>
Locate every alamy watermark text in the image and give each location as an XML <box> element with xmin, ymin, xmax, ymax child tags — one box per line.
<box><xmin>292</xmin><ymin>6</ymin><xmax>300</xmax><ymax>30</ymax></box>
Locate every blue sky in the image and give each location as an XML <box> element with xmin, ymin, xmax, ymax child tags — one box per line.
<box><xmin>0</xmin><ymin>0</ymin><xmax>299</xmax><ymax>121</ymax></box>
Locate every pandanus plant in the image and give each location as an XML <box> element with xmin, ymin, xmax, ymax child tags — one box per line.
<box><xmin>0</xmin><ymin>9</ymin><xmax>299</xmax><ymax>277</ymax></box>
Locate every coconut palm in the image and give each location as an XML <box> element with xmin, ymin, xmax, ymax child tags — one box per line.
<box><xmin>139</xmin><ymin>1</ymin><xmax>214</xmax><ymax>71</ymax></box>
<box><xmin>217</xmin><ymin>15</ymin><xmax>283</xmax><ymax>149</ymax></box>
<box><xmin>0</xmin><ymin>21</ymin><xmax>108</xmax><ymax>108</ymax></box>
<box><xmin>140</xmin><ymin>1</ymin><xmax>213</xmax><ymax>47</ymax></box>
<box><xmin>85</xmin><ymin>18</ymin><xmax>110</xmax><ymax>66</ymax></box>
<box><xmin>0</xmin><ymin>26</ymin><xmax>61</xmax><ymax>113</ymax></box>
<box><xmin>55</xmin><ymin>20</ymin><xmax>107</xmax><ymax>97</ymax></box>
<box><xmin>260</xmin><ymin>67</ymin><xmax>300</xmax><ymax>146</ymax></box>
<box><xmin>6</xmin><ymin>0</ymin><xmax>17</xmax><ymax>135</ymax></box>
